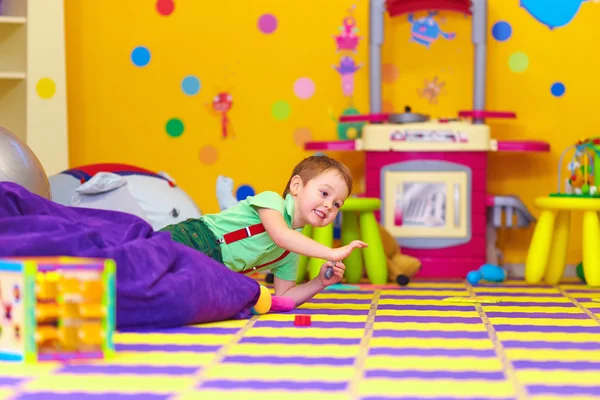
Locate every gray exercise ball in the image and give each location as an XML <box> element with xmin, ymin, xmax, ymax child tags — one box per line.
<box><xmin>0</xmin><ymin>125</ymin><xmax>51</xmax><ymax>200</ymax></box>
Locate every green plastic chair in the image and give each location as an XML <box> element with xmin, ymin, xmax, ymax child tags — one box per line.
<box><xmin>296</xmin><ymin>197</ymin><xmax>388</xmax><ymax>284</ymax></box>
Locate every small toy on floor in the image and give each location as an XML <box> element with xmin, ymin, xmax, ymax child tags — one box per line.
<box><xmin>294</xmin><ymin>315</ymin><xmax>311</xmax><ymax>326</ymax></box>
<box><xmin>249</xmin><ymin>285</ymin><xmax>295</xmax><ymax>315</ymax></box>
<box><xmin>466</xmin><ymin>263</ymin><xmax>506</xmax><ymax>285</ymax></box>
<box><xmin>378</xmin><ymin>224</ymin><xmax>422</xmax><ymax>286</ymax></box>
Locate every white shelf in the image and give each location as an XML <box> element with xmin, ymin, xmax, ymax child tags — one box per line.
<box><xmin>0</xmin><ymin>16</ymin><xmax>26</xmax><ymax>24</ymax></box>
<box><xmin>0</xmin><ymin>71</ymin><xmax>25</xmax><ymax>79</ymax></box>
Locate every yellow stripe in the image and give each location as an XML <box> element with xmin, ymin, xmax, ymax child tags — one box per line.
<box><xmin>314</xmin><ymin>293</ymin><xmax>373</xmax><ymax>300</ymax></box>
<box><xmin>482</xmin><ymin>306</ymin><xmax>584</xmax><ymax>313</ymax></box>
<box><xmin>530</xmin><ymin>396</ymin><xmax>600</xmax><ymax>400</ymax></box>
<box><xmin>204</xmin><ymin>364</ymin><xmax>355</xmax><ymax>380</ymax></box>
<box><xmin>381</xmin><ymin>290</ymin><xmax>469</xmax><ymax>296</ymax></box>
<box><xmin>365</xmin><ymin>356</ymin><xmax>502</xmax><ymax>371</ymax></box>
<box><xmin>0</xmin><ymin>389</ymin><xmax>16</xmax><ymax>400</ymax></box>
<box><xmin>488</xmin><ymin>317</ymin><xmax>598</xmax><ymax>326</ymax></box>
<box><xmin>372</xmin><ymin>322</ymin><xmax>487</xmax><ymax>331</ymax></box>
<box><xmin>565</xmin><ymin>292</ymin><xmax>600</xmax><ymax>298</ymax></box>
<box><xmin>258</xmin><ymin>314</ymin><xmax>367</xmax><ymax>322</ymax></box>
<box><xmin>517</xmin><ymin>370</ymin><xmax>600</xmax><ymax>385</ymax></box>
<box><xmin>369</xmin><ymin>337</ymin><xmax>494</xmax><ymax>349</ymax></box>
<box><xmin>378</xmin><ymin>299</ymin><xmax>478</xmax><ymax>306</ymax></box>
<box><xmin>579</xmin><ymin>301</ymin><xmax>600</xmax><ymax>308</ymax></box>
<box><xmin>399</xmin><ymin>282</ymin><xmax>466</xmax><ymax>288</ymax></box>
<box><xmin>561</xmin><ymin>283</ymin><xmax>599</xmax><ymax>290</ymax></box>
<box><xmin>226</xmin><ymin>343</ymin><xmax>360</xmax><ymax>357</ymax></box>
<box><xmin>114</xmin><ymin>333</ymin><xmax>234</xmax><ymax>345</ymax></box>
<box><xmin>22</xmin><ymin>375</ymin><xmax>196</xmax><ymax>394</ymax></box>
<box><xmin>188</xmin><ymin>320</ymin><xmax>248</xmax><ymax>328</ymax></box>
<box><xmin>358</xmin><ymin>379</ymin><xmax>514</xmax><ymax>397</ymax></box>
<box><xmin>497</xmin><ymin>331</ymin><xmax>600</xmax><ymax>342</ymax></box>
<box><xmin>0</xmin><ymin>363</ymin><xmax>59</xmax><ymax>377</ymax></box>
<box><xmin>176</xmin><ymin>389</ymin><xmax>349</xmax><ymax>400</ymax></box>
<box><xmin>377</xmin><ymin>310</ymin><xmax>480</xmax><ymax>318</ymax></box>
<box><xmin>244</xmin><ymin>327</ymin><xmax>365</xmax><ymax>338</ymax></box>
<box><xmin>474</xmin><ymin>287</ymin><xmax>560</xmax><ymax>294</ymax></box>
<box><xmin>488</xmin><ymin>297</ymin><xmax>570</xmax><ymax>303</ymax></box>
<box><xmin>80</xmin><ymin>351</ymin><xmax>216</xmax><ymax>366</ymax></box>
<box><xmin>506</xmin><ymin>348</ymin><xmax>600</xmax><ymax>361</ymax></box>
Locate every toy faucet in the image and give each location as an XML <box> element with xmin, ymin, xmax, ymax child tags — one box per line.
<box><xmin>467</xmin><ymin>263</ymin><xmax>506</xmax><ymax>285</ymax></box>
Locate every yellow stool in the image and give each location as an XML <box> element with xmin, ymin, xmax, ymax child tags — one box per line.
<box><xmin>296</xmin><ymin>197</ymin><xmax>388</xmax><ymax>284</ymax></box>
<box><xmin>525</xmin><ymin>196</ymin><xmax>600</xmax><ymax>286</ymax></box>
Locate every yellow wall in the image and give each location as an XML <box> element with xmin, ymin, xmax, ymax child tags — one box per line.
<box><xmin>64</xmin><ymin>0</ymin><xmax>600</xmax><ymax>265</ymax></box>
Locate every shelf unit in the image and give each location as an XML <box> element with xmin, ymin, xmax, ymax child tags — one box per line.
<box><xmin>0</xmin><ymin>0</ymin><xmax>68</xmax><ymax>176</ymax></box>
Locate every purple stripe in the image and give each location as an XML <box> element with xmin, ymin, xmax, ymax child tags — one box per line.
<box><xmin>378</xmin><ymin>304</ymin><xmax>474</xmax><ymax>311</ymax></box>
<box><xmin>575</xmin><ymin>297</ymin><xmax>597</xmax><ymax>302</ymax></box>
<box><xmin>222</xmin><ymin>355</ymin><xmax>354</xmax><ymax>366</ymax></box>
<box><xmin>375</xmin><ymin>315</ymin><xmax>482</xmax><ymax>324</ymax></box>
<box><xmin>321</xmin><ymin>290</ymin><xmax>374</xmax><ymax>295</ymax></box>
<box><xmin>284</xmin><ymin>308</ymin><xmax>368</xmax><ymax>315</ymax></box>
<box><xmin>566</xmin><ymin>290</ymin><xmax>600</xmax><ymax>294</ymax></box>
<box><xmin>0</xmin><ymin>376</ymin><xmax>24</xmax><ymax>386</ymax></box>
<box><xmin>15</xmin><ymin>394</ymin><xmax>169</xmax><ymax>400</ymax></box>
<box><xmin>115</xmin><ymin>343</ymin><xmax>220</xmax><ymax>352</ymax></box>
<box><xmin>380</xmin><ymin>295</ymin><xmax>472</xmax><ymax>300</ymax></box>
<box><xmin>472</xmin><ymin>292</ymin><xmax>562</xmax><ymax>297</ymax></box>
<box><xmin>586</xmin><ymin>307</ymin><xmax>600</xmax><ymax>312</ymax></box>
<box><xmin>476</xmin><ymin>284</ymin><xmax>553</xmax><ymax>288</ymax></box>
<box><xmin>486</xmin><ymin>312</ymin><xmax>591</xmax><ymax>319</ymax></box>
<box><xmin>239</xmin><ymin>337</ymin><xmax>361</xmax><ymax>345</ymax></box>
<box><xmin>527</xmin><ymin>385</ymin><xmax>600</xmax><ymax>395</ymax></box>
<box><xmin>502</xmin><ymin>340</ymin><xmax>600</xmax><ymax>350</ymax></box>
<box><xmin>365</xmin><ymin>369</ymin><xmax>505</xmax><ymax>380</ymax></box>
<box><xmin>200</xmin><ymin>380</ymin><xmax>347</xmax><ymax>391</ymax></box>
<box><xmin>372</xmin><ymin>329</ymin><xmax>489</xmax><ymax>339</ymax></box>
<box><xmin>369</xmin><ymin>347</ymin><xmax>495</xmax><ymax>357</ymax></box>
<box><xmin>253</xmin><ymin>320</ymin><xmax>364</xmax><ymax>329</ymax></box>
<box><xmin>57</xmin><ymin>364</ymin><xmax>200</xmax><ymax>375</ymax></box>
<box><xmin>488</xmin><ymin>301</ymin><xmax>575</xmax><ymax>307</ymax></box>
<box><xmin>513</xmin><ymin>360</ymin><xmax>600</xmax><ymax>370</ymax></box>
<box><xmin>309</xmin><ymin>298</ymin><xmax>371</xmax><ymax>304</ymax></box>
<box><xmin>494</xmin><ymin>325</ymin><xmax>600</xmax><ymax>333</ymax></box>
<box><xmin>117</xmin><ymin>327</ymin><xmax>239</xmax><ymax>335</ymax></box>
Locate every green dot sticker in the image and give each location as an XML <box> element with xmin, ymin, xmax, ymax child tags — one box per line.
<box><xmin>508</xmin><ymin>52</ymin><xmax>529</xmax><ymax>73</ymax></box>
<box><xmin>166</xmin><ymin>118</ymin><xmax>184</xmax><ymax>137</ymax></box>
<box><xmin>271</xmin><ymin>101</ymin><xmax>291</xmax><ymax>121</ymax></box>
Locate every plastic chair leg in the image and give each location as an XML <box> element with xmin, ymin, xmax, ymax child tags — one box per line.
<box><xmin>359</xmin><ymin>211</ymin><xmax>388</xmax><ymax>284</ymax></box>
<box><xmin>544</xmin><ymin>210</ymin><xmax>571</xmax><ymax>284</ymax></box>
<box><xmin>308</xmin><ymin>224</ymin><xmax>334</xmax><ymax>280</ymax></box>
<box><xmin>582</xmin><ymin>210</ymin><xmax>600</xmax><ymax>287</ymax></box>
<box><xmin>340</xmin><ymin>211</ymin><xmax>363</xmax><ymax>283</ymax></box>
<box><xmin>525</xmin><ymin>210</ymin><xmax>556</xmax><ymax>284</ymax></box>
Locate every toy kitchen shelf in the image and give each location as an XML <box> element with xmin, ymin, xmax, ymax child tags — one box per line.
<box><xmin>304</xmin><ymin>111</ymin><xmax>550</xmax><ymax>279</ymax></box>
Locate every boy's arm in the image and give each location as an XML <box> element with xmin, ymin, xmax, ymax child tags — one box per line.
<box><xmin>273</xmin><ymin>277</ymin><xmax>324</xmax><ymax>307</ymax></box>
<box><xmin>258</xmin><ymin>208</ymin><xmax>336</xmax><ymax>260</ymax></box>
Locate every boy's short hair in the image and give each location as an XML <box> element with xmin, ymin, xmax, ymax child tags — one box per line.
<box><xmin>283</xmin><ymin>155</ymin><xmax>353</xmax><ymax>198</ymax></box>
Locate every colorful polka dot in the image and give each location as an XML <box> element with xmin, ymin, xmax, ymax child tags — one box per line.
<box><xmin>382</xmin><ymin>64</ymin><xmax>399</xmax><ymax>83</ymax></box>
<box><xmin>181</xmin><ymin>75</ymin><xmax>201</xmax><ymax>95</ymax></box>
<box><xmin>293</xmin><ymin>77</ymin><xmax>316</xmax><ymax>100</ymax></box>
<box><xmin>131</xmin><ymin>46</ymin><xmax>151</xmax><ymax>67</ymax></box>
<box><xmin>236</xmin><ymin>185</ymin><xmax>256</xmax><ymax>201</ymax></box>
<box><xmin>382</xmin><ymin>100</ymin><xmax>395</xmax><ymax>113</ymax></box>
<box><xmin>166</xmin><ymin>118</ymin><xmax>184</xmax><ymax>137</ymax></box>
<box><xmin>156</xmin><ymin>0</ymin><xmax>174</xmax><ymax>16</ymax></box>
<box><xmin>508</xmin><ymin>52</ymin><xmax>528</xmax><ymax>73</ymax></box>
<box><xmin>198</xmin><ymin>145</ymin><xmax>219</xmax><ymax>165</ymax></box>
<box><xmin>492</xmin><ymin>21</ymin><xmax>512</xmax><ymax>41</ymax></box>
<box><xmin>36</xmin><ymin>78</ymin><xmax>56</xmax><ymax>99</ymax></box>
<box><xmin>551</xmin><ymin>82</ymin><xmax>565</xmax><ymax>97</ymax></box>
<box><xmin>293</xmin><ymin>127</ymin><xmax>313</xmax><ymax>148</ymax></box>
<box><xmin>258</xmin><ymin>14</ymin><xmax>277</xmax><ymax>34</ymax></box>
<box><xmin>271</xmin><ymin>101</ymin><xmax>291</xmax><ymax>121</ymax></box>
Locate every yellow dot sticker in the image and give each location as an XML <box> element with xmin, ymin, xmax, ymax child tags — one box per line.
<box><xmin>36</xmin><ymin>77</ymin><xmax>56</xmax><ymax>99</ymax></box>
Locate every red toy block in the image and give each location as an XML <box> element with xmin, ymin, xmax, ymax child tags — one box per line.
<box><xmin>294</xmin><ymin>315</ymin><xmax>311</xmax><ymax>327</ymax></box>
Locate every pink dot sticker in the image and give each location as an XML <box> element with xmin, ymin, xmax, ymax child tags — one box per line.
<box><xmin>156</xmin><ymin>0</ymin><xmax>175</xmax><ymax>16</ymax></box>
<box><xmin>258</xmin><ymin>14</ymin><xmax>277</xmax><ymax>34</ymax></box>
<box><xmin>293</xmin><ymin>77</ymin><xmax>316</xmax><ymax>100</ymax></box>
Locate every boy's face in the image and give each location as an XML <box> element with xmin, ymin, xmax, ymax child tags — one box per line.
<box><xmin>292</xmin><ymin>169</ymin><xmax>349</xmax><ymax>228</ymax></box>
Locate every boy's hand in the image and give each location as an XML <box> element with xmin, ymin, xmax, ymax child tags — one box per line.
<box><xmin>320</xmin><ymin>261</ymin><xmax>346</xmax><ymax>286</ymax></box>
<box><xmin>330</xmin><ymin>240</ymin><xmax>368</xmax><ymax>262</ymax></box>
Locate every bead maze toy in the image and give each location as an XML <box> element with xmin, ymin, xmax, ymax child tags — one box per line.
<box><xmin>305</xmin><ymin>0</ymin><xmax>550</xmax><ymax>278</ymax></box>
<box><xmin>0</xmin><ymin>256</ymin><xmax>116</xmax><ymax>362</ymax></box>
<box><xmin>559</xmin><ymin>137</ymin><xmax>600</xmax><ymax>196</ymax></box>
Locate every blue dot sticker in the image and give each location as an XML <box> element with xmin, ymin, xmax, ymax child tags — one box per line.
<box><xmin>551</xmin><ymin>82</ymin><xmax>565</xmax><ymax>97</ymax></box>
<box><xmin>236</xmin><ymin>185</ymin><xmax>255</xmax><ymax>201</ymax></box>
<box><xmin>492</xmin><ymin>21</ymin><xmax>512</xmax><ymax>42</ymax></box>
<box><xmin>131</xmin><ymin>46</ymin><xmax>151</xmax><ymax>67</ymax></box>
<box><xmin>181</xmin><ymin>75</ymin><xmax>201</xmax><ymax>95</ymax></box>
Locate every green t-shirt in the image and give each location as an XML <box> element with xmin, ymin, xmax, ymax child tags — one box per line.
<box><xmin>200</xmin><ymin>191</ymin><xmax>302</xmax><ymax>281</ymax></box>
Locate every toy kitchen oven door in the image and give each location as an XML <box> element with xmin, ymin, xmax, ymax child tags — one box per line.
<box><xmin>380</xmin><ymin>159</ymin><xmax>477</xmax><ymax>278</ymax></box>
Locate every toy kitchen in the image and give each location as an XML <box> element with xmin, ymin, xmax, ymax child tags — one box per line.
<box><xmin>305</xmin><ymin>0</ymin><xmax>551</xmax><ymax>278</ymax></box>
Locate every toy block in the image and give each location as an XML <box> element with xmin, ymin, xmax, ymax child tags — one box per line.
<box><xmin>0</xmin><ymin>256</ymin><xmax>116</xmax><ymax>363</ymax></box>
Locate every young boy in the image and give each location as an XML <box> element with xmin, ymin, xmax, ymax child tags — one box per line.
<box><xmin>160</xmin><ymin>155</ymin><xmax>367</xmax><ymax>306</ymax></box>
